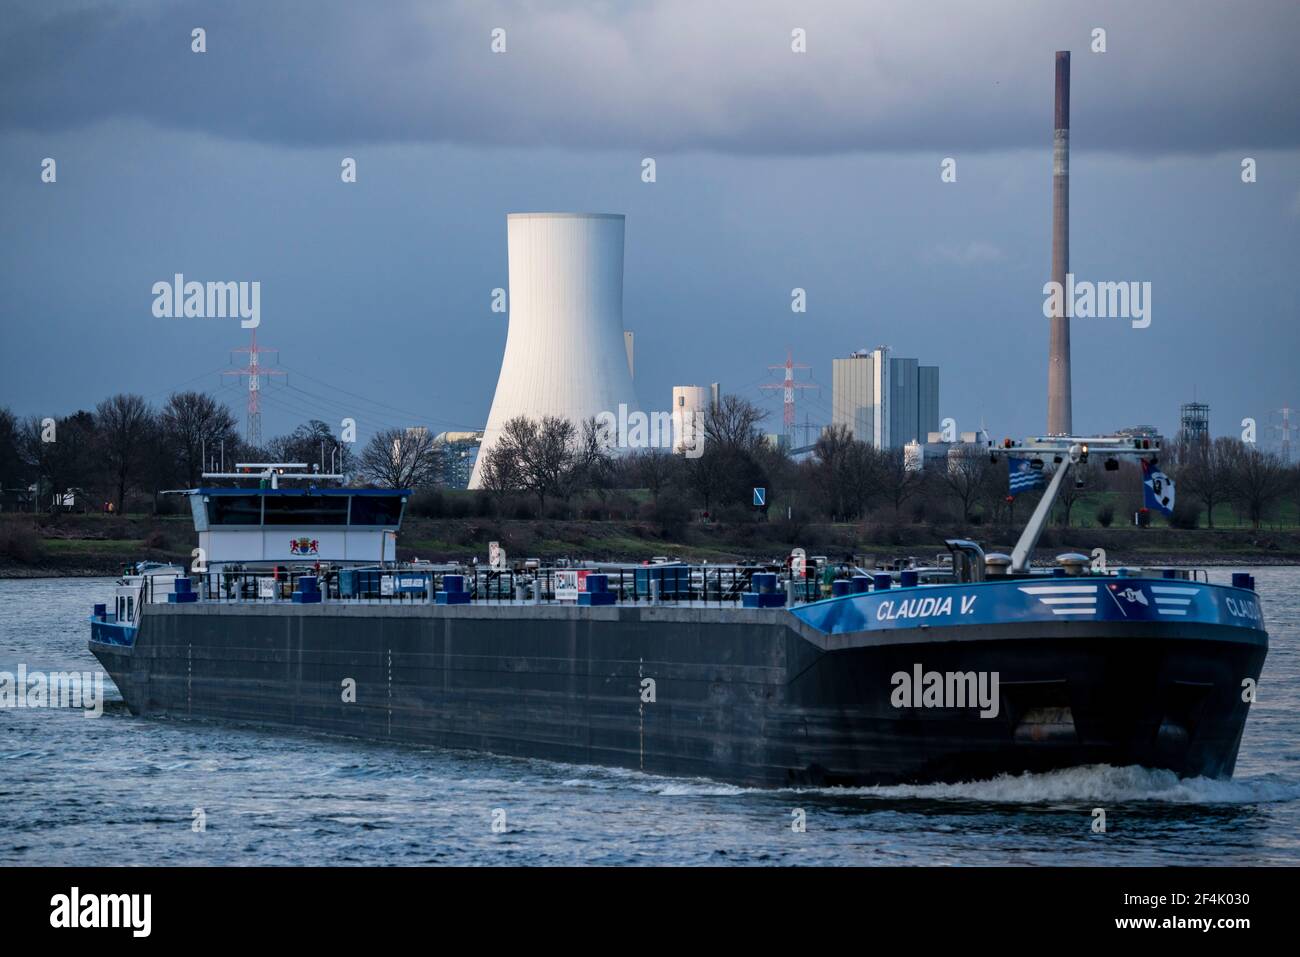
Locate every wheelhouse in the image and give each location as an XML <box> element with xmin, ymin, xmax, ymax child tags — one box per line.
<box><xmin>184</xmin><ymin>486</ymin><xmax>412</xmax><ymax>568</ymax></box>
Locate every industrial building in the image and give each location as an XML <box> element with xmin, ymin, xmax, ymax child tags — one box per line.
<box><xmin>904</xmin><ymin>429</ymin><xmax>992</xmax><ymax>472</ymax></box>
<box><xmin>1179</xmin><ymin>402</ymin><xmax>1210</xmax><ymax>445</ymax></box>
<box><xmin>469</xmin><ymin>213</ymin><xmax>640</xmax><ymax>488</ymax></box>
<box><xmin>434</xmin><ymin>431</ymin><xmax>483</xmax><ymax>489</ymax></box>
<box><xmin>832</xmin><ymin>347</ymin><xmax>939</xmax><ymax>449</ymax></box>
<box><xmin>1115</xmin><ymin>424</ymin><xmax>1166</xmax><ymax>448</ymax></box>
<box><xmin>671</xmin><ymin>385</ymin><xmax>711</xmax><ymax>454</ymax></box>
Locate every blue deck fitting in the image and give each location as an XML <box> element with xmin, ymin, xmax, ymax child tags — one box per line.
<box><xmin>437</xmin><ymin>574</ymin><xmax>471</xmax><ymax>604</ymax></box>
<box><xmin>168</xmin><ymin>577</ymin><xmax>197</xmax><ymax>603</ymax></box>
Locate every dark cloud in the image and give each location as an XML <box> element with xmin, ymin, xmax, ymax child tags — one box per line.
<box><xmin>3</xmin><ymin>0</ymin><xmax>1298</xmax><ymax>155</ymax></box>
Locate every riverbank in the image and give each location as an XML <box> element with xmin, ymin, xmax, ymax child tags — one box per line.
<box><xmin>2</xmin><ymin>511</ymin><xmax>1299</xmax><ymax>578</ymax></box>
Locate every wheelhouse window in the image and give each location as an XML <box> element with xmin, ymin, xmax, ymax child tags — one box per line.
<box><xmin>349</xmin><ymin>495</ymin><xmax>404</xmax><ymax>527</ymax></box>
<box><xmin>263</xmin><ymin>495</ymin><xmax>349</xmax><ymax>526</ymax></box>
<box><xmin>208</xmin><ymin>495</ymin><xmax>263</xmax><ymax>525</ymax></box>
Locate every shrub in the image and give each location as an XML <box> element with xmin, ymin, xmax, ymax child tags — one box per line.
<box><xmin>1169</xmin><ymin>500</ymin><xmax>1202</xmax><ymax>530</ymax></box>
<box><xmin>151</xmin><ymin>496</ymin><xmax>182</xmax><ymax>516</ymax></box>
<box><xmin>544</xmin><ymin>501</ymin><xmax>574</xmax><ymax>521</ymax></box>
<box><xmin>714</xmin><ymin>503</ymin><xmax>752</xmax><ymax>525</ymax></box>
<box><xmin>1095</xmin><ymin>502</ymin><xmax>1115</xmax><ymax>528</ymax></box>
<box><xmin>407</xmin><ymin>490</ymin><xmax>445</xmax><ymax>518</ymax></box>
<box><xmin>506</xmin><ymin>526</ymin><xmax>537</xmax><ymax>553</ymax></box>
<box><xmin>143</xmin><ymin>529</ymin><xmax>167</xmax><ymax>549</ymax></box>
<box><xmin>771</xmin><ymin>506</ymin><xmax>810</xmax><ymax>545</ymax></box>
<box><xmin>647</xmin><ymin>498</ymin><xmax>690</xmax><ymax>539</ymax></box>
<box><xmin>0</xmin><ymin>520</ymin><xmax>45</xmax><ymax>563</ymax></box>
<box><xmin>602</xmin><ymin>493</ymin><xmax>637</xmax><ymax>522</ymax></box>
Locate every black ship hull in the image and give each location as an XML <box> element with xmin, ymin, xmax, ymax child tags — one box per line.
<box><xmin>89</xmin><ymin>600</ymin><xmax>1266</xmax><ymax>787</ymax></box>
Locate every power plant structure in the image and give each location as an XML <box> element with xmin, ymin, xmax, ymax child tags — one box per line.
<box><xmin>1180</xmin><ymin>401</ymin><xmax>1211</xmax><ymax>446</ymax></box>
<box><xmin>672</xmin><ymin>385</ymin><xmax>711</xmax><ymax>454</ymax></box>
<box><xmin>831</xmin><ymin>346</ymin><xmax>939</xmax><ymax>450</ymax></box>
<box><xmin>469</xmin><ymin>213</ymin><xmax>640</xmax><ymax>488</ymax></box>
<box><xmin>1046</xmin><ymin>50</ymin><xmax>1072</xmax><ymax>436</ymax></box>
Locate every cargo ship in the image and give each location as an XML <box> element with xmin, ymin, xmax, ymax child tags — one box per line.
<box><xmin>87</xmin><ymin>55</ymin><xmax>1266</xmax><ymax>787</ymax></box>
<box><xmin>88</xmin><ymin>437</ymin><xmax>1267</xmax><ymax>787</ymax></box>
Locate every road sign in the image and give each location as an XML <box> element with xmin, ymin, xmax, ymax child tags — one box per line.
<box><xmin>753</xmin><ymin>487</ymin><xmax>766</xmax><ymax>507</ymax></box>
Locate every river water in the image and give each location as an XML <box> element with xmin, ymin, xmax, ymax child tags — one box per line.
<box><xmin>2</xmin><ymin>570</ymin><xmax>1297</xmax><ymax>866</ymax></box>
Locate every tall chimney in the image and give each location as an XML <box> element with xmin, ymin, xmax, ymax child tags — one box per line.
<box><xmin>1046</xmin><ymin>51</ymin><xmax>1072</xmax><ymax>435</ymax></box>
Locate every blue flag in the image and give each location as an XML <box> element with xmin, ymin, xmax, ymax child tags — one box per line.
<box><xmin>1141</xmin><ymin>459</ymin><xmax>1176</xmax><ymax>516</ymax></box>
<box><xmin>1008</xmin><ymin>457</ymin><xmax>1046</xmax><ymax>497</ymax></box>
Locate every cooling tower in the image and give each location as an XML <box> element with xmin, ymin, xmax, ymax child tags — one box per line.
<box><xmin>469</xmin><ymin>213</ymin><xmax>640</xmax><ymax>488</ymax></box>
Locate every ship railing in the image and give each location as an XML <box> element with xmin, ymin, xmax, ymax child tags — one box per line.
<box><xmin>468</xmin><ymin>566</ymin><xmax>759</xmax><ymax>605</ymax></box>
<box><xmin>179</xmin><ymin>564</ymin><xmax>803</xmax><ymax>606</ymax></box>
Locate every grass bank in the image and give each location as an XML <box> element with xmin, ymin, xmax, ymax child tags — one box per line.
<box><xmin>2</xmin><ymin>511</ymin><xmax>1298</xmax><ymax>578</ymax></box>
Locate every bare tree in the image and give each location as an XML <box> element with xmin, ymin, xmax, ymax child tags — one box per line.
<box><xmin>16</xmin><ymin>412</ymin><xmax>97</xmax><ymax>512</ymax></box>
<box><xmin>939</xmin><ymin>448</ymin><xmax>993</xmax><ymax>524</ymax></box>
<box><xmin>479</xmin><ymin>415</ymin><xmax>582</xmax><ymax>510</ymax></box>
<box><xmin>357</xmin><ymin>427</ymin><xmax>442</xmax><ymax>489</ymax></box>
<box><xmin>683</xmin><ymin>442</ymin><xmax>731</xmax><ymax>515</ymax></box>
<box><xmin>267</xmin><ymin>419</ymin><xmax>355</xmax><ymax>478</ymax></box>
<box><xmin>811</xmin><ymin>424</ymin><xmax>857</xmax><ymax>520</ymax></box>
<box><xmin>529</xmin><ymin>415</ymin><xmax>580</xmax><ymax>507</ymax></box>
<box><xmin>1232</xmin><ymin>446</ymin><xmax>1288</xmax><ymax>529</ymax></box>
<box><xmin>684</xmin><ymin>395</ymin><xmax>769</xmax><ymax>514</ymax></box>
<box><xmin>807</xmin><ymin>427</ymin><xmax>879</xmax><ymax>521</ymax></box>
<box><xmin>705</xmin><ymin>394</ymin><xmax>766</xmax><ymax>452</ymax></box>
<box><xmin>877</xmin><ymin>447</ymin><xmax>927</xmax><ymax>521</ymax></box>
<box><xmin>1056</xmin><ymin>462</ymin><xmax>1092</xmax><ymax>527</ymax></box>
<box><xmin>161</xmin><ymin>391</ymin><xmax>240</xmax><ymax>486</ymax></box>
<box><xmin>631</xmin><ymin>448</ymin><xmax>680</xmax><ymax>504</ymax></box>
<box><xmin>0</xmin><ymin>408</ymin><xmax>22</xmax><ymax>501</ymax></box>
<box><xmin>574</xmin><ymin>415</ymin><xmax>616</xmax><ymax>499</ymax></box>
<box><xmin>479</xmin><ymin>426</ymin><xmax>525</xmax><ymax>499</ymax></box>
<box><xmin>15</xmin><ymin>416</ymin><xmax>51</xmax><ymax>511</ymax></box>
<box><xmin>1176</xmin><ymin>436</ymin><xmax>1238</xmax><ymax>529</ymax></box>
<box><xmin>96</xmin><ymin>394</ymin><xmax>154</xmax><ymax>513</ymax></box>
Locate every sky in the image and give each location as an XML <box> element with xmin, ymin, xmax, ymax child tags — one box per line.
<box><xmin>1</xmin><ymin>0</ymin><xmax>1297</xmax><ymax>449</ymax></box>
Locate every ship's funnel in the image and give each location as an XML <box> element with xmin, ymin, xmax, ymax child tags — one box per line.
<box><xmin>1046</xmin><ymin>51</ymin><xmax>1072</xmax><ymax>436</ymax></box>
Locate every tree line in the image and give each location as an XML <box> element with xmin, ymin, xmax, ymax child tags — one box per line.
<box><xmin>476</xmin><ymin>399</ymin><xmax>1300</xmax><ymax>531</ymax></box>
<box><xmin>0</xmin><ymin>392</ymin><xmax>451</xmax><ymax>514</ymax></box>
<box><xmin>3</xmin><ymin>390</ymin><xmax>1297</xmax><ymax>530</ymax></box>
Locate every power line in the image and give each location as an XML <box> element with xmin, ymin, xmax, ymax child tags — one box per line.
<box><xmin>276</xmin><ymin>363</ymin><xmax>485</xmax><ymax>431</ymax></box>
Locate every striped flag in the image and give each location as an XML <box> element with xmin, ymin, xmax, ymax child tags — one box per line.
<box><xmin>1008</xmin><ymin>457</ymin><xmax>1046</xmax><ymax>496</ymax></box>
